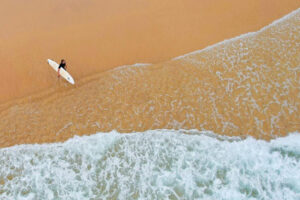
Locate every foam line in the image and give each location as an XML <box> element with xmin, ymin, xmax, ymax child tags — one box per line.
<box><xmin>173</xmin><ymin>8</ymin><xmax>300</xmax><ymax>60</ymax></box>
<box><xmin>0</xmin><ymin>130</ymin><xmax>299</xmax><ymax>199</ymax></box>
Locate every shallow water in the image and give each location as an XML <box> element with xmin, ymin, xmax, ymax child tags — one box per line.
<box><xmin>0</xmin><ymin>130</ymin><xmax>299</xmax><ymax>200</ymax></box>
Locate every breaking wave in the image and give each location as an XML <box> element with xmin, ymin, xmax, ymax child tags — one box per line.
<box><xmin>0</xmin><ymin>130</ymin><xmax>299</xmax><ymax>200</ymax></box>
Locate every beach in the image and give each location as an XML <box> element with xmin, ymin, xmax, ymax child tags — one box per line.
<box><xmin>0</xmin><ymin>0</ymin><xmax>299</xmax><ymax>103</ymax></box>
<box><xmin>0</xmin><ymin>7</ymin><xmax>299</xmax><ymax>148</ymax></box>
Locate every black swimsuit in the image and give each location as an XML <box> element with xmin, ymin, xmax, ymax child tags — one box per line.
<box><xmin>58</xmin><ymin>63</ymin><xmax>66</xmax><ymax>70</ymax></box>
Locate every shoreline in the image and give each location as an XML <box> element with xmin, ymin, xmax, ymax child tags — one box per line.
<box><xmin>0</xmin><ymin>0</ymin><xmax>299</xmax><ymax>103</ymax></box>
<box><xmin>0</xmin><ymin>4</ymin><xmax>299</xmax><ymax>148</ymax></box>
<box><xmin>2</xmin><ymin>6</ymin><xmax>300</xmax><ymax>111</ymax></box>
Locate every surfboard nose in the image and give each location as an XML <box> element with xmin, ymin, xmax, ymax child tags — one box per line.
<box><xmin>66</xmin><ymin>76</ymin><xmax>75</xmax><ymax>84</ymax></box>
<box><xmin>69</xmin><ymin>77</ymin><xmax>75</xmax><ymax>84</ymax></box>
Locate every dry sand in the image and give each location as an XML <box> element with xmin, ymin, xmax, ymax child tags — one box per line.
<box><xmin>0</xmin><ymin>7</ymin><xmax>299</xmax><ymax>148</ymax></box>
<box><xmin>0</xmin><ymin>0</ymin><xmax>299</xmax><ymax>103</ymax></box>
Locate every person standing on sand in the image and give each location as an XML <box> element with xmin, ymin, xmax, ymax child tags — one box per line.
<box><xmin>58</xmin><ymin>59</ymin><xmax>67</xmax><ymax>77</ymax></box>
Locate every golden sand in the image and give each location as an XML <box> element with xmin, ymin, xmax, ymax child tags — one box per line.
<box><xmin>0</xmin><ymin>8</ymin><xmax>299</xmax><ymax>148</ymax></box>
<box><xmin>0</xmin><ymin>0</ymin><xmax>299</xmax><ymax>103</ymax></box>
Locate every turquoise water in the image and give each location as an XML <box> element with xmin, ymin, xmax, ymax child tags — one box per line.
<box><xmin>0</xmin><ymin>130</ymin><xmax>299</xmax><ymax>200</ymax></box>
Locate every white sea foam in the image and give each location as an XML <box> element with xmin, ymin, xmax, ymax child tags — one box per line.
<box><xmin>113</xmin><ymin>63</ymin><xmax>151</xmax><ymax>71</ymax></box>
<box><xmin>0</xmin><ymin>130</ymin><xmax>299</xmax><ymax>200</ymax></box>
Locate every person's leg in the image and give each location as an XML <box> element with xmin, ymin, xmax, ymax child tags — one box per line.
<box><xmin>58</xmin><ymin>68</ymin><xmax>61</xmax><ymax>77</ymax></box>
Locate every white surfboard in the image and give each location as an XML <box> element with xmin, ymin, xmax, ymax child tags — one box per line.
<box><xmin>47</xmin><ymin>59</ymin><xmax>75</xmax><ymax>84</ymax></box>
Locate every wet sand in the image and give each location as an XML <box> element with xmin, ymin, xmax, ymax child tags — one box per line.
<box><xmin>0</xmin><ymin>8</ymin><xmax>299</xmax><ymax>148</ymax></box>
<box><xmin>0</xmin><ymin>0</ymin><xmax>299</xmax><ymax>103</ymax></box>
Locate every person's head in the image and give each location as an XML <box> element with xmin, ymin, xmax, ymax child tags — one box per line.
<box><xmin>61</xmin><ymin>59</ymin><xmax>65</xmax><ymax>64</ymax></box>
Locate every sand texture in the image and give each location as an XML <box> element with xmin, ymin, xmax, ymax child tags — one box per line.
<box><xmin>0</xmin><ymin>0</ymin><xmax>299</xmax><ymax>103</ymax></box>
<box><xmin>0</xmin><ymin>8</ymin><xmax>299</xmax><ymax>147</ymax></box>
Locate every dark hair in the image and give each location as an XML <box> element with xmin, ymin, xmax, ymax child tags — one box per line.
<box><xmin>61</xmin><ymin>59</ymin><xmax>65</xmax><ymax>63</ymax></box>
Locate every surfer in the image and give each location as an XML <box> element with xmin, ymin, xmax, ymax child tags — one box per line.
<box><xmin>58</xmin><ymin>59</ymin><xmax>67</xmax><ymax>77</ymax></box>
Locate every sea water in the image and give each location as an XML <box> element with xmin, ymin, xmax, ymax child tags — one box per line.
<box><xmin>0</xmin><ymin>130</ymin><xmax>299</xmax><ymax>200</ymax></box>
